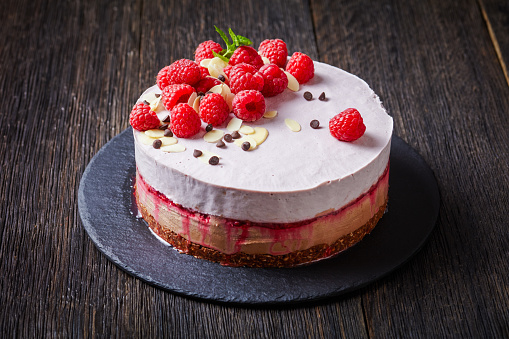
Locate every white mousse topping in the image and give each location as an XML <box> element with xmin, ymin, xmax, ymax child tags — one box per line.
<box><xmin>134</xmin><ymin>61</ymin><xmax>393</xmax><ymax>223</ymax></box>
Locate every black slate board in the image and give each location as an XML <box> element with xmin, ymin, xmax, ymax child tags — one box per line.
<box><xmin>78</xmin><ymin>128</ymin><xmax>440</xmax><ymax>306</ymax></box>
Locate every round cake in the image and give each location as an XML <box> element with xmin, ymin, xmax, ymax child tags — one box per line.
<box><xmin>132</xmin><ymin>58</ymin><xmax>393</xmax><ymax>267</ymax></box>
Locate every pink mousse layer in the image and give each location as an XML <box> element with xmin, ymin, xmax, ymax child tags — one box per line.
<box><xmin>135</xmin><ymin>163</ymin><xmax>389</xmax><ymax>256</ymax></box>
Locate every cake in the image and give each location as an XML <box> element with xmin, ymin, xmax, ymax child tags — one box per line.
<box><xmin>130</xmin><ymin>30</ymin><xmax>393</xmax><ymax>267</ymax></box>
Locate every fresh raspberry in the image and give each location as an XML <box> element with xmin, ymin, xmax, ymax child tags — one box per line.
<box><xmin>199</xmin><ymin>66</ymin><xmax>210</xmax><ymax>78</ymax></box>
<box><xmin>199</xmin><ymin>93</ymin><xmax>230</xmax><ymax>126</ymax></box>
<box><xmin>228</xmin><ymin>63</ymin><xmax>264</xmax><ymax>94</ymax></box>
<box><xmin>156</xmin><ymin>59</ymin><xmax>201</xmax><ymax>90</ymax></box>
<box><xmin>258</xmin><ymin>39</ymin><xmax>288</xmax><ymax>68</ymax></box>
<box><xmin>232</xmin><ymin>90</ymin><xmax>265</xmax><ymax>122</ymax></box>
<box><xmin>161</xmin><ymin>84</ymin><xmax>196</xmax><ymax>111</ymax></box>
<box><xmin>329</xmin><ymin>108</ymin><xmax>366</xmax><ymax>142</ymax></box>
<box><xmin>129</xmin><ymin>102</ymin><xmax>160</xmax><ymax>131</ymax></box>
<box><xmin>194</xmin><ymin>40</ymin><xmax>223</xmax><ymax>65</ymax></box>
<box><xmin>194</xmin><ymin>77</ymin><xmax>222</xmax><ymax>94</ymax></box>
<box><xmin>223</xmin><ymin>65</ymin><xmax>234</xmax><ymax>78</ymax></box>
<box><xmin>286</xmin><ymin>52</ymin><xmax>314</xmax><ymax>84</ymax></box>
<box><xmin>228</xmin><ymin>46</ymin><xmax>264</xmax><ymax>70</ymax></box>
<box><xmin>170</xmin><ymin>103</ymin><xmax>202</xmax><ymax>138</ymax></box>
<box><xmin>258</xmin><ymin>63</ymin><xmax>288</xmax><ymax>97</ymax></box>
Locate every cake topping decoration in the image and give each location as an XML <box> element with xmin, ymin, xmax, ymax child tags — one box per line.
<box><xmin>162</xmin><ymin>115</ymin><xmax>171</xmax><ymax>122</ymax></box>
<box><xmin>251</xmin><ymin>127</ymin><xmax>268</xmax><ymax>145</ymax></box>
<box><xmin>319</xmin><ymin>92</ymin><xmax>326</xmax><ymax>101</ymax></box>
<box><xmin>227</xmin><ymin>117</ymin><xmax>243</xmax><ymax>131</ymax></box>
<box><xmin>239</xmin><ymin>125</ymin><xmax>255</xmax><ymax>135</ymax></box>
<box><xmin>231</xmin><ymin>131</ymin><xmax>241</xmax><ymax>139</ymax></box>
<box><xmin>152</xmin><ymin>139</ymin><xmax>162</xmax><ymax>149</ymax></box>
<box><xmin>234</xmin><ymin>136</ymin><xmax>258</xmax><ymax>151</ymax></box>
<box><xmin>199</xmin><ymin>93</ymin><xmax>230</xmax><ymax>126</ymax></box>
<box><xmin>204</xmin><ymin>130</ymin><xmax>224</xmax><ymax>143</ymax></box>
<box><xmin>143</xmin><ymin>100</ymin><xmax>150</xmax><ymax>105</ymax></box>
<box><xmin>160</xmin><ymin>137</ymin><xmax>177</xmax><ymax>146</ymax></box>
<box><xmin>158</xmin><ymin>123</ymin><xmax>169</xmax><ymax>130</ymax></box>
<box><xmin>241</xmin><ymin>142</ymin><xmax>251</xmax><ymax>151</ymax></box>
<box><xmin>205</xmin><ymin>124</ymin><xmax>213</xmax><ymax>132</ymax></box>
<box><xmin>161</xmin><ymin>144</ymin><xmax>186</xmax><ymax>153</ymax></box>
<box><xmin>285</xmin><ymin>118</ymin><xmax>301</xmax><ymax>132</ymax></box>
<box><xmin>263</xmin><ymin>110</ymin><xmax>278</xmax><ymax>119</ymax></box>
<box><xmin>164</xmin><ymin>129</ymin><xmax>173</xmax><ymax>137</ymax></box>
<box><xmin>145</xmin><ymin>129</ymin><xmax>165</xmax><ymax>138</ymax></box>
<box><xmin>329</xmin><ymin>108</ymin><xmax>366</xmax><ymax>142</ymax></box>
<box><xmin>310</xmin><ymin>120</ymin><xmax>320</xmax><ymax>129</ymax></box>
<box><xmin>286</xmin><ymin>52</ymin><xmax>315</xmax><ymax>84</ymax></box>
<box><xmin>232</xmin><ymin>90</ymin><xmax>266</xmax><ymax>122</ymax></box>
<box><xmin>170</xmin><ymin>103</ymin><xmax>201</xmax><ymax>138</ymax></box>
<box><xmin>303</xmin><ymin>91</ymin><xmax>313</xmax><ymax>101</ymax></box>
<box><xmin>284</xmin><ymin>70</ymin><xmax>299</xmax><ymax>91</ymax></box>
<box><xmin>129</xmin><ymin>102</ymin><xmax>160</xmax><ymax>131</ymax></box>
<box><xmin>193</xmin><ymin>149</ymin><xmax>203</xmax><ymax>158</ymax></box>
<box><xmin>209</xmin><ymin>156</ymin><xmax>220</xmax><ymax>165</ymax></box>
<box><xmin>224</xmin><ymin>134</ymin><xmax>233</xmax><ymax>143</ymax></box>
<box><xmin>216</xmin><ymin>140</ymin><xmax>226</xmax><ymax>148</ymax></box>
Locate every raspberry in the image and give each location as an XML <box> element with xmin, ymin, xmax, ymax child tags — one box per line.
<box><xmin>199</xmin><ymin>93</ymin><xmax>230</xmax><ymax>126</ymax></box>
<box><xmin>194</xmin><ymin>77</ymin><xmax>222</xmax><ymax>94</ymax></box>
<box><xmin>258</xmin><ymin>39</ymin><xmax>288</xmax><ymax>68</ymax></box>
<box><xmin>232</xmin><ymin>90</ymin><xmax>265</xmax><ymax>122</ymax></box>
<box><xmin>228</xmin><ymin>46</ymin><xmax>264</xmax><ymax>70</ymax></box>
<box><xmin>129</xmin><ymin>102</ymin><xmax>160</xmax><ymax>131</ymax></box>
<box><xmin>329</xmin><ymin>108</ymin><xmax>366</xmax><ymax>142</ymax></box>
<box><xmin>258</xmin><ymin>63</ymin><xmax>288</xmax><ymax>97</ymax></box>
<box><xmin>170</xmin><ymin>103</ymin><xmax>202</xmax><ymax>138</ymax></box>
<box><xmin>156</xmin><ymin>59</ymin><xmax>201</xmax><ymax>90</ymax></box>
<box><xmin>286</xmin><ymin>52</ymin><xmax>314</xmax><ymax>84</ymax></box>
<box><xmin>194</xmin><ymin>40</ymin><xmax>223</xmax><ymax>65</ymax></box>
<box><xmin>228</xmin><ymin>63</ymin><xmax>264</xmax><ymax>94</ymax></box>
<box><xmin>161</xmin><ymin>84</ymin><xmax>196</xmax><ymax>111</ymax></box>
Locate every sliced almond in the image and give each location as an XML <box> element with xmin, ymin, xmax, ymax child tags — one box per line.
<box><xmin>197</xmin><ymin>150</ymin><xmax>220</xmax><ymax>164</ymax></box>
<box><xmin>221</xmin><ymin>84</ymin><xmax>232</xmax><ymax>97</ymax></box>
<box><xmin>263</xmin><ymin>110</ymin><xmax>278</xmax><ymax>119</ymax></box>
<box><xmin>203</xmin><ymin>130</ymin><xmax>224</xmax><ymax>143</ymax></box>
<box><xmin>252</xmin><ymin>127</ymin><xmax>269</xmax><ymax>145</ymax></box>
<box><xmin>200</xmin><ymin>59</ymin><xmax>212</xmax><ymax>68</ymax></box>
<box><xmin>285</xmin><ymin>118</ymin><xmax>301</xmax><ymax>132</ymax></box>
<box><xmin>138</xmin><ymin>133</ymin><xmax>157</xmax><ymax>145</ymax></box>
<box><xmin>160</xmin><ymin>137</ymin><xmax>177</xmax><ymax>146</ymax></box>
<box><xmin>192</xmin><ymin>96</ymin><xmax>201</xmax><ymax>113</ymax></box>
<box><xmin>284</xmin><ymin>71</ymin><xmax>299</xmax><ymax>92</ymax></box>
<box><xmin>209</xmin><ymin>84</ymin><xmax>223</xmax><ymax>94</ymax></box>
<box><xmin>227</xmin><ymin>117</ymin><xmax>243</xmax><ymax>131</ymax></box>
<box><xmin>145</xmin><ymin>129</ymin><xmax>165</xmax><ymax>138</ymax></box>
<box><xmin>233</xmin><ymin>135</ymin><xmax>258</xmax><ymax>151</ymax></box>
<box><xmin>140</xmin><ymin>92</ymin><xmax>159</xmax><ymax>105</ymax></box>
<box><xmin>226</xmin><ymin>93</ymin><xmax>235</xmax><ymax>111</ymax></box>
<box><xmin>261</xmin><ymin>56</ymin><xmax>271</xmax><ymax>65</ymax></box>
<box><xmin>239</xmin><ymin>125</ymin><xmax>255</xmax><ymax>135</ymax></box>
<box><xmin>187</xmin><ymin>92</ymin><xmax>197</xmax><ymax>107</ymax></box>
<box><xmin>209</xmin><ymin>56</ymin><xmax>228</xmax><ymax>70</ymax></box>
<box><xmin>160</xmin><ymin>144</ymin><xmax>186</xmax><ymax>153</ymax></box>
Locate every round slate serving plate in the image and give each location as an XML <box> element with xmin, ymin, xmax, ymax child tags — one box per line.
<box><xmin>78</xmin><ymin>128</ymin><xmax>440</xmax><ymax>306</ymax></box>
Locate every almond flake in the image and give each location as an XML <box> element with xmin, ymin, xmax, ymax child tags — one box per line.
<box><xmin>252</xmin><ymin>127</ymin><xmax>269</xmax><ymax>145</ymax></box>
<box><xmin>263</xmin><ymin>110</ymin><xmax>278</xmax><ymax>118</ymax></box>
<box><xmin>209</xmin><ymin>84</ymin><xmax>223</xmax><ymax>94</ymax></box>
<box><xmin>160</xmin><ymin>137</ymin><xmax>177</xmax><ymax>146</ymax></box>
<box><xmin>192</xmin><ymin>96</ymin><xmax>201</xmax><ymax>113</ymax></box>
<box><xmin>261</xmin><ymin>56</ymin><xmax>271</xmax><ymax>64</ymax></box>
<box><xmin>234</xmin><ymin>135</ymin><xmax>258</xmax><ymax>151</ymax></box>
<box><xmin>227</xmin><ymin>117</ymin><xmax>243</xmax><ymax>131</ymax></box>
<box><xmin>221</xmin><ymin>84</ymin><xmax>232</xmax><ymax>97</ymax></box>
<box><xmin>200</xmin><ymin>59</ymin><xmax>212</xmax><ymax>68</ymax></box>
<box><xmin>284</xmin><ymin>71</ymin><xmax>299</xmax><ymax>92</ymax></box>
<box><xmin>145</xmin><ymin>129</ymin><xmax>165</xmax><ymax>138</ymax></box>
<box><xmin>138</xmin><ymin>133</ymin><xmax>156</xmax><ymax>145</ymax></box>
<box><xmin>285</xmin><ymin>118</ymin><xmax>301</xmax><ymax>132</ymax></box>
<box><xmin>203</xmin><ymin>130</ymin><xmax>224</xmax><ymax>143</ymax></box>
<box><xmin>187</xmin><ymin>92</ymin><xmax>197</xmax><ymax>106</ymax></box>
<box><xmin>161</xmin><ymin>144</ymin><xmax>186</xmax><ymax>153</ymax></box>
<box><xmin>239</xmin><ymin>125</ymin><xmax>255</xmax><ymax>135</ymax></box>
<box><xmin>226</xmin><ymin>93</ymin><xmax>235</xmax><ymax>111</ymax></box>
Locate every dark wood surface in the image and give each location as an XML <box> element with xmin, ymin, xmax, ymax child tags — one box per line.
<box><xmin>1</xmin><ymin>0</ymin><xmax>508</xmax><ymax>337</ymax></box>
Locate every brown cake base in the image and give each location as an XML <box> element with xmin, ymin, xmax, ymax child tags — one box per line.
<box><xmin>137</xmin><ymin>195</ymin><xmax>388</xmax><ymax>268</ymax></box>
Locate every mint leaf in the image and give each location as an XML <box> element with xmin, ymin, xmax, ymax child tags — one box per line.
<box><xmin>214</xmin><ymin>26</ymin><xmax>233</xmax><ymax>49</ymax></box>
<box><xmin>237</xmin><ymin>35</ymin><xmax>252</xmax><ymax>46</ymax></box>
<box><xmin>213</xmin><ymin>51</ymin><xmax>229</xmax><ymax>63</ymax></box>
<box><xmin>228</xmin><ymin>28</ymin><xmax>240</xmax><ymax>47</ymax></box>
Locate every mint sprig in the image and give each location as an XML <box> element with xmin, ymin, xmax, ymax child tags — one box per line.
<box><xmin>213</xmin><ymin>26</ymin><xmax>252</xmax><ymax>61</ymax></box>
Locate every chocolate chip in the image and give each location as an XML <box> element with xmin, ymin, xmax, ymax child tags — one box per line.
<box><xmin>164</xmin><ymin>129</ymin><xmax>173</xmax><ymax>137</ymax></box>
<box><xmin>232</xmin><ymin>131</ymin><xmax>241</xmax><ymax>139</ymax></box>
<box><xmin>224</xmin><ymin>134</ymin><xmax>233</xmax><ymax>143</ymax></box>
<box><xmin>310</xmin><ymin>120</ymin><xmax>320</xmax><ymax>129</ymax></box>
<box><xmin>218</xmin><ymin>75</ymin><xmax>226</xmax><ymax>82</ymax></box>
<box><xmin>209</xmin><ymin>156</ymin><xmax>219</xmax><ymax>165</ymax></box>
<box><xmin>158</xmin><ymin>123</ymin><xmax>169</xmax><ymax>130</ymax></box>
<box><xmin>197</xmin><ymin>92</ymin><xmax>205</xmax><ymax>97</ymax></box>
<box><xmin>216</xmin><ymin>140</ymin><xmax>225</xmax><ymax>148</ymax></box>
<box><xmin>154</xmin><ymin>93</ymin><xmax>161</xmax><ymax>98</ymax></box>
<box><xmin>319</xmin><ymin>92</ymin><xmax>326</xmax><ymax>101</ymax></box>
<box><xmin>152</xmin><ymin>139</ymin><xmax>162</xmax><ymax>149</ymax></box>
<box><xmin>303</xmin><ymin>91</ymin><xmax>313</xmax><ymax>101</ymax></box>
<box><xmin>162</xmin><ymin>115</ymin><xmax>170</xmax><ymax>122</ymax></box>
<box><xmin>206</xmin><ymin>124</ymin><xmax>213</xmax><ymax>132</ymax></box>
<box><xmin>241</xmin><ymin>142</ymin><xmax>250</xmax><ymax>151</ymax></box>
<box><xmin>193</xmin><ymin>149</ymin><xmax>202</xmax><ymax>158</ymax></box>
<box><xmin>206</xmin><ymin>91</ymin><xmax>213</xmax><ymax>95</ymax></box>
<box><xmin>143</xmin><ymin>100</ymin><xmax>150</xmax><ymax>105</ymax></box>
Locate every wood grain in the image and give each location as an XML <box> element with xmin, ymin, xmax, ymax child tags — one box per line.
<box><xmin>0</xmin><ymin>0</ymin><xmax>508</xmax><ymax>337</ymax></box>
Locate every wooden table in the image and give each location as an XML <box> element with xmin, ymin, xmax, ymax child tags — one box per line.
<box><xmin>1</xmin><ymin>0</ymin><xmax>508</xmax><ymax>337</ymax></box>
